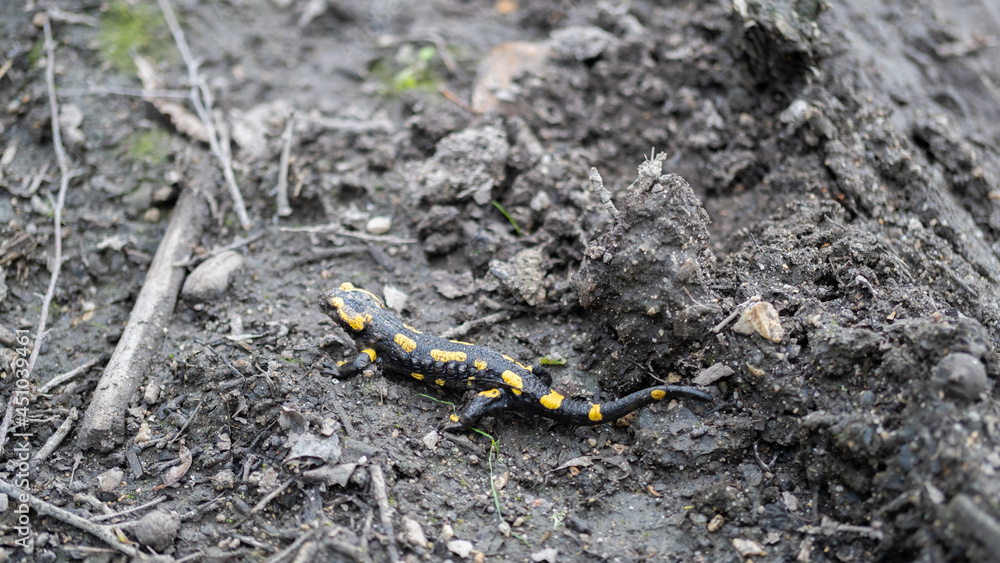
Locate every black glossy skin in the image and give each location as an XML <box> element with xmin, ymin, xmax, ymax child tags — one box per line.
<box><xmin>320</xmin><ymin>282</ymin><xmax>713</xmax><ymax>432</ymax></box>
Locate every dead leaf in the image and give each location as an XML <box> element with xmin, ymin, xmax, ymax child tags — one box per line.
<box><xmin>156</xmin><ymin>443</ymin><xmax>192</xmax><ymax>489</ymax></box>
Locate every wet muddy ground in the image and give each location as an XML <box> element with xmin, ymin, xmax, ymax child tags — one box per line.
<box><xmin>2</xmin><ymin>0</ymin><xmax>1000</xmax><ymax>561</ymax></box>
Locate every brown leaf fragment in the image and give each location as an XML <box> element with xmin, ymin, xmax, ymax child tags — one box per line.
<box><xmin>133</xmin><ymin>54</ymin><xmax>208</xmax><ymax>143</ymax></box>
<box><xmin>156</xmin><ymin>443</ymin><xmax>192</xmax><ymax>489</ymax></box>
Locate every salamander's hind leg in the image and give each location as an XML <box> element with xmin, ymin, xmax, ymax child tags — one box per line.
<box><xmin>439</xmin><ymin>389</ymin><xmax>512</xmax><ymax>433</ymax></box>
<box><xmin>324</xmin><ymin>348</ymin><xmax>377</xmax><ymax>378</ymax></box>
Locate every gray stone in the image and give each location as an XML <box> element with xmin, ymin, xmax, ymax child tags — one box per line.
<box><xmin>182</xmin><ymin>251</ymin><xmax>244</xmax><ymax>301</ymax></box>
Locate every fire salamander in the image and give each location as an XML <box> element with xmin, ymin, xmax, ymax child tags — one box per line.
<box><xmin>320</xmin><ymin>282</ymin><xmax>713</xmax><ymax>432</ymax></box>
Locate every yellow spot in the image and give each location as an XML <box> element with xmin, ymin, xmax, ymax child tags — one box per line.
<box><xmin>338</xmin><ymin>282</ymin><xmax>356</xmax><ymax>291</ymax></box>
<box><xmin>411</xmin><ymin>372</ymin><xmax>424</xmax><ymax>381</ymax></box>
<box><xmin>479</xmin><ymin>388</ymin><xmax>501</xmax><ymax>398</ymax></box>
<box><xmin>336</xmin><ymin>361</ymin><xmax>346</xmax><ymax>367</ymax></box>
<box><xmin>403</xmin><ymin>323</ymin><xmax>423</xmax><ymax>334</ymax></box>
<box><xmin>430</xmin><ymin>349</ymin><xmax>467</xmax><ymax>363</ymax></box>
<box><xmin>588</xmin><ymin>404</ymin><xmax>603</xmax><ymax>422</ymax></box>
<box><xmin>361</xmin><ymin>349</ymin><xmax>376</xmax><ymax>362</ymax></box>
<box><xmin>449</xmin><ymin>414</ymin><xmax>460</xmax><ymax>422</ymax></box>
<box><xmin>651</xmin><ymin>389</ymin><xmax>666</xmax><ymax>400</ymax></box>
<box><xmin>502</xmin><ymin>354</ymin><xmax>532</xmax><ymax>371</ymax></box>
<box><xmin>435</xmin><ymin>379</ymin><xmax>446</xmax><ymax>387</ymax></box>
<box><xmin>540</xmin><ymin>390</ymin><xmax>565</xmax><ymax>410</ymax></box>
<box><xmin>394</xmin><ymin>333</ymin><xmax>417</xmax><ymax>353</ymax></box>
<box><xmin>474</xmin><ymin>360</ymin><xmax>488</xmax><ymax>371</ymax></box>
<box><xmin>502</xmin><ymin>370</ymin><xmax>523</xmax><ymax>395</ymax></box>
<box><xmin>338</xmin><ymin>307</ymin><xmax>372</xmax><ymax>331</ymax></box>
<box><xmin>449</xmin><ymin>339</ymin><xmax>473</xmax><ymax>345</ymax></box>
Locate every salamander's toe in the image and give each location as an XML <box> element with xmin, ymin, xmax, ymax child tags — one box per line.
<box><xmin>438</xmin><ymin>414</ymin><xmax>470</xmax><ymax>433</ymax></box>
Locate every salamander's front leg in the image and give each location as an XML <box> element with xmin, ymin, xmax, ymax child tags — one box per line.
<box><xmin>439</xmin><ymin>388</ymin><xmax>511</xmax><ymax>433</ymax></box>
<box><xmin>332</xmin><ymin>349</ymin><xmax>377</xmax><ymax>378</ymax></box>
<box><xmin>530</xmin><ymin>364</ymin><xmax>552</xmax><ymax>386</ymax></box>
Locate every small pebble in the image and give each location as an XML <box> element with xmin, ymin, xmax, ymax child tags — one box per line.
<box><xmin>131</xmin><ymin>510</ymin><xmax>180</xmax><ymax>551</ymax></box>
<box><xmin>401</xmin><ymin>516</ymin><xmax>429</xmax><ymax>548</ymax></box>
<box><xmin>422</xmin><ymin>430</ymin><xmax>440</xmax><ymax>450</ymax></box>
<box><xmin>96</xmin><ymin>468</ymin><xmax>124</xmax><ymax>493</ymax></box>
<box><xmin>182</xmin><ymin>251</ymin><xmax>244</xmax><ymax>301</ymax></box>
<box><xmin>366</xmin><ymin>216</ymin><xmax>392</xmax><ymax>234</ymax></box>
<box><xmin>448</xmin><ymin>539</ymin><xmax>473</xmax><ymax>558</ymax></box>
<box><xmin>732</xmin><ymin>538</ymin><xmax>766</xmax><ymax>557</ymax></box>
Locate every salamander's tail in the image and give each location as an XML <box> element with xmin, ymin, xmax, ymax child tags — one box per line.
<box><xmin>439</xmin><ymin>384</ymin><xmax>713</xmax><ymax>432</ymax></box>
<box><xmin>548</xmin><ymin>385</ymin><xmax>713</xmax><ymax>426</ymax></box>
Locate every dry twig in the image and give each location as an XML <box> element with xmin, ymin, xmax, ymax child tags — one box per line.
<box><xmin>275</xmin><ymin>111</ymin><xmax>296</xmax><ymax>217</ymax></box>
<box><xmin>439</xmin><ymin>312</ymin><xmax>512</xmax><ymax>340</ymax></box>
<box><xmin>0</xmin><ymin>478</ymin><xmax>138</xmax><ymax>557</ymax></box>
<box><xmin>280</xmin><ymin>224</ymin><xmax>417</xmax><ymax>244</ymax></box>
<box><xmin>369</xmin><ymin>464</ymin><xmax>400</xmax><ymax>562</ymax></box>
<box><xmin>78</xmin><ymin>173</ymin><xmax>211</xmax><ymax>450</ymax></box>
<box><xmin>38</xmin><ymin>356</ymin><xmax>101</xmax><ymax>393</ymax></box>
<box><xmin>0</xmin><ymin>16</ymin><xmax>74</xmax><ymax>453</ymax></box>
<box><xmin>91</xmin><ymin>495</ymin><xmax>167</xmax><ymax>523</ymax></box>
<box><xmin>157</xmin><ymin>0</ymin><xmax>251</xmax><ymax>230</ymax></box>
<box><xmin>32</xmin><ymin>407</ymin><xmax>77</xmax><ymax>464</ymax></box>
<box><xmin>249</xmin><ymin>477</ymin><xmax>295</xmax><ymax>517</ymax></box>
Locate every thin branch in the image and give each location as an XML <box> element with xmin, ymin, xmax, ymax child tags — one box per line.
<box><xmin>249</xmin><ymin>477</ymin><xmax>296</xmax><ymax>515</ymax></box>
<box><xmin>279</xmin><ymin>224</ymin><xmax>417</xmax><ymax>244</ymax></box>
<box><xmin>439</xmin><ymin>311</ymin><xmax>512</xmax><ymax>340</ymax></box>
<box><xmin>275</xmin><ymin>111</ymin><xmax>296</xmax><ymax>217</ymax></box>
<box><xmin>91</xmin><ymin>495</ymin><xmax>167</xmax><ymax>523</ymax></box>
<box><xmin>0</xmin><ymin>15</ymin><xmax>73</xmax><ymax>453</ymax></box>
<box><xmin>0</xmin><ymin>479</ymin><xmax>138</xmax><ymax>557</ymax></box>
<box><xmin>38</xmin><ymin>356</ymin><xmax>101</xmax><ymax>393</ymax></box>
<box><xmin>172</xmin><ymin>230</ymin><xmax>265</xmax><ymax>268</ymax></box>
<box><xmin>32</xmin><ymin>407</ymin><xmax>78</xmax><ymax>464</ymax></box>
<box><xmin>369</xmin><ymin>464</ymin><xmax>400</xmax><ymax>563</ymax></box>
<box><xmin>59</xmin><ymin>85</ymin><xmax>192</xmax><ymax>99</ymax></box>
<box><xmin>711</xmin><ymin>295</ymin><xmax>761</xmax><ymax>334</ymax></box>
<box><xmin>157</xmin><ymin>0</ymin><xmax>251</xmax><ymax>230</ymax></box>
<box><xmin>33</xmin><ymin>15</ymin><xmax>72</xmax><ymax>376</ymax></box>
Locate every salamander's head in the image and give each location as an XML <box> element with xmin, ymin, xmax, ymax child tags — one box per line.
<box><xmin>319</xmin><ymin>282</ymin><xmax>385</xmax><ymax>333</ymax></box>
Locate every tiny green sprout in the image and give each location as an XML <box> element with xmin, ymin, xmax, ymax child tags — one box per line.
<box><xmin>492</xmin><ymin>201</ymin><xmax>524</xmax><ymax>236</ymax></box>
<box><xmin>417</xmin><ymin>394</ymin><xmax>456</xmax><ymax>411</ymax></box>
